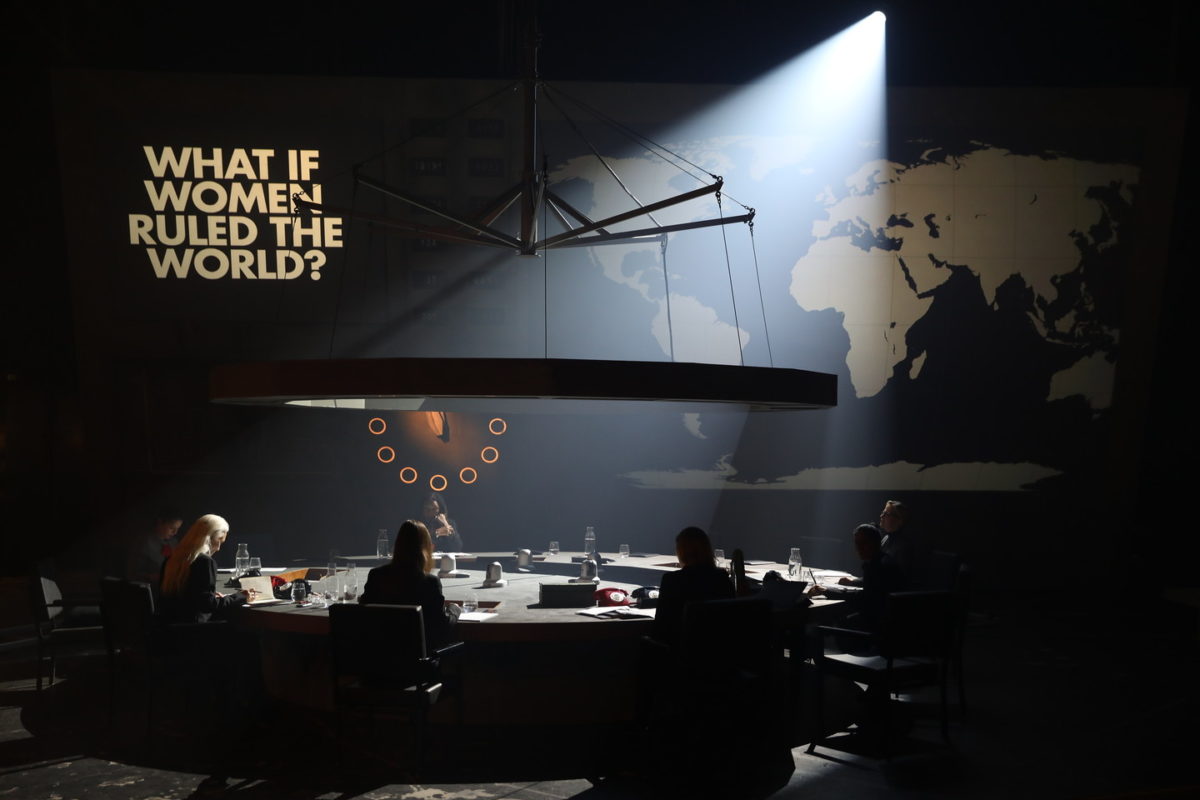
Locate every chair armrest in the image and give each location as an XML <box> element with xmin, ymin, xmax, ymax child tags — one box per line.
<box><xmin>431</xmin><ymin>641</ymin><xmax>465</xmax><ymax>659</ymax></box>
<box><xmin>640</xmin><ymin>634</ymin><xmax>670</xmax><ymax>655</ymax></box>
<box><xmin>815</xmin><ymin>625</ymin><xmax>874</xmax><ymax>640</ymax></box>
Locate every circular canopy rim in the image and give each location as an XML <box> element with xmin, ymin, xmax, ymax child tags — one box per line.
<box><xmin>210</xmin><ymin>357</ymin><xmax>837</xmax><ymax>412</ymax></box>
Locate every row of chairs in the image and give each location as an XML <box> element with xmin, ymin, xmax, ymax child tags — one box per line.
<box><xmin>30</xmin><ymin>556</ymin><xmax>970</xmax><ymax>768</ymax></box>
<box><xmin>31</xmin><ymin>566</ymin><xmax>460</xmax><ymax>770</ymax></box>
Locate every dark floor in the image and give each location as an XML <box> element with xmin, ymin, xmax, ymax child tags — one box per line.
<box><xmin>3</xmin><ymin>592</ymin><xmax>1198</xmax><ymax>800</ymax></box>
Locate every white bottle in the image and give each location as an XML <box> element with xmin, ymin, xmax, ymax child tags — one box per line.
<box><xmin>235</xmin><ymin>543</ymin><xmax>250</xmax><ymax>576</ymax></box>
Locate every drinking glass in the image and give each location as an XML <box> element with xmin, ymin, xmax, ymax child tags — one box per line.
<box><xmin>548</xmin><ymin>541</ymin><xmax>560</xmax><ymax>555</ymax></box>
<box><xmin>463</xmin><ymin>594</ymin><xmax>479</xmax><ymax>614</ymax></box>
<box><xmin>788</xmin><ymin>547</ymin><xmax>802</xmax><ymax>579</ymax></box>
<box><xmin>248</xmin><ymin>557</ymin><xmax>262</xmax><ymax>573</ymax></box>
<box><xmin>713</xmin><ymin>548</ymin><xmax>725</xmax><ymax>569</ymax></box>
<box><xmin>291</xmin><ymin>582</ymin><xmax>307</xmax><ymax>605</ymax></box>
<box><xmin>376</xmin><ymin>529</ymin><xmax>390</xmax><ymax>559</ymax></box>
<box><xmin>618</xmin><ymin>544</ymin><xmax>630</xmax><ymax>558</ymax></box>
<box><xmin>343</xmin><ymin>568</ymin><xmax>358</xmax><ymax>602</ymax></box>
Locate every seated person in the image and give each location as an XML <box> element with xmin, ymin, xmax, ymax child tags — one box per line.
<box><xmin>127</xmin><ymin>509</ymin><xmax>183</xmax><ymax>588</ymax></box>
<box><xmin>879</xmin><ymin>499</ymin><xmax>923</xmax><ymax>580</ymax></box>
<box><xmin>360</xmin><ymin>519</ymin><xmax>458</xmax><ymax>648</ymax></box>
<box><xmin>651</xmin><ymin>526</ymin><xmax>735</xmax><ymax>648</ymax></box>
<box><xmin>808</xmin><ymin>523</ymin><xmax>905</xmax><ymax>632</ymax></box>
<box><xmin>420</xmin><ymin>492</ymin><xmax>462</xmax><ymax>553</ymax></box>
<box><xmin>160</xmin><ymin>514</ymin><xmax>250</xmax><ymax>623</ymax></box>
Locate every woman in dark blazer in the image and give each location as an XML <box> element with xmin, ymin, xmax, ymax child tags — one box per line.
<box><xmin>360</xmin><ymin>519</ymin><xmax>455</xmax><ymax>648</ymax></box>
<box><xmin>159</xmin><ymin>514</ymin><xmax>249</xmax><ymax>623</ymax></box>
<box><xmin>652</xmin><ymin>526</ymin><xmax>735</xmax><ymax>647</ymax></box>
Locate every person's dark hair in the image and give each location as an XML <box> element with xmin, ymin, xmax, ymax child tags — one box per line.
<box><xmin>884</xmin><ymin>500</ymin><xmax>908</xmax><ymax>523</ymax></box>
<box><xmin>392</xmin><ymin>520</ymin><xmax>435</xmax><ymax>573</ymax></box>
<box><xmin>854</xmin><ymin>523</ymin><xmax>883</xmax><ymax>544</ymax></box>
<box><xmin>423</xmin><ymin>492</ymin><xmax>448</xmax><ymax>517</ymax></box>
<box><xmin>675</xmin><ymin>526</ymin><xmax>715</xmax><ymax>567</ymax></box>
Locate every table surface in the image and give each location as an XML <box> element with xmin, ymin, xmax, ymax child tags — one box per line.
<box><xmin>237</xmin><ymin>552</ymin><xmax>848</xmax><ymax>641</ymax></box>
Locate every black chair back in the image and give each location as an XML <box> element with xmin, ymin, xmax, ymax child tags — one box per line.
<box><xmin>920</xmin><ymin>550</ymin><xmax>963</xmax><ymax>591</ymax></box>
<box><xmin>680</xmin><ymin>596</ymin><xmax>773</xmax><ymax>679</ymax></box>
<box><xmin>100</xmin><ymin>577</ymin><xmax>157</xmax><ymax>653</ymax></box>
<box><xmin>32</xmin><ymin>560</ymin><xmax>63</xmax><ymax>627</ymax></box>
<box><xmin>329</xmin><ymin>603</ymin><xmax>428</xmax><ymax>688</ymax></box>
<box><xmin>878</xmin><ymin>590</ymin><xmax>955</xmax><ymax>661</ymax></box>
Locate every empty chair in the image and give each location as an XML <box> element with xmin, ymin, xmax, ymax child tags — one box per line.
<box><xmin>328</xmin><ymin>603</ymin><xmax>463</xmax><ymax>773</ymax></box>
<box><xmin>99</xmin><ymin>577</ymin><xmax>158</xmax><ymax>731</ymax></box>
<box><xmin>809</xmin><ymin>590</ymin><xmax>956</xmax><ymax>758</ymax></box>
<box><xmin>30</xmin><ymin>559</ymin><xmax>105</xmax><ymax>694</ymax></box>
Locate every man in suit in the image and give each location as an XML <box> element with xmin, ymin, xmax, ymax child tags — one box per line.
<box><xmin>809</xmin><ymin>523</ymin><xmax>905</xmax><ymax>632</ymax></box>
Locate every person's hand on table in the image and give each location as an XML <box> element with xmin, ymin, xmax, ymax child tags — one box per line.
<box><xmin>837</xmin><ymin>576</ymin><xmax>858</xmax><ymax>586</ymax></box>
<box><xmin>807</xmin><ymin>584</ymin><xmax>826</xmax><ymax>597</ymax></box>
<box><xmin>433</xmin><ymin>513</ymin><xmax>453</xmax><ymax>537</ymax></box>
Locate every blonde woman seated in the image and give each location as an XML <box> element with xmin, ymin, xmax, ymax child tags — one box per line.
<box><xmin>360</xmin><ymin>519</ymin><xmax>456</xmax><ymax>647</ymax></box>
<box><xmin>160</xmin><ymin>514</ymin><xmax>250</xmax><ymax>623</ymax></box>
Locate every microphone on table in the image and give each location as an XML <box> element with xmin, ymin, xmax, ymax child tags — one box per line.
<box><xmin>570</xmin><ymin>555</ymin><xmax>599</xmax><ymax>584</ymax></box>
<box><xmin>482</xmin><ymin>561</ymin><xmax>507</xmax><ymax>588</ymax></box>
<box><xmin>515</xmin><ymin>549</ymin><xmax>533</xmax><ymax>572</ymax></box>
<box><xmin>438</xmin><ymin>553</ymin><xmax>468</xmax><ymax>579</ymax></box>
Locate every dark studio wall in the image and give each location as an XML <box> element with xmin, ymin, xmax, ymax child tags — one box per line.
<box><xmin>37</xmin><ymin>66</ymin><xmax>1186</xmax><ymax>601</ymax></box>
<box><xmin>2</xmin><ymin>1</ymin><xmax>1195</xmax><ymax>608</ymax></box>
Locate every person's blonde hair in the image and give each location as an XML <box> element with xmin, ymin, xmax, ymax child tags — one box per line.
<box><xmin>392</xmin><ymin>520</ymin><xmax>434</xmax><ymax>573</ymax></box>
<box><xmin>161</xmin><ymin>514</ymin><xmax>229</xmax><ymax>597</ymax></box>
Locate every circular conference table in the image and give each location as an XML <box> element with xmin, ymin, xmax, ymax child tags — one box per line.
<box><xmin>235</xmin><ymin>552</ymin><xmax>849</xmax><ymax>723</ymax></box>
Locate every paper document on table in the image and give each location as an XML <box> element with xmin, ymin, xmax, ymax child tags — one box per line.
<box><xmin>576</xmin><ymin>606</ymin><xmax>656</xmax><ymax>619</ymax></box>
<box><xmin>239</xmin><ymin>576</ymin><xmax>283</xmax><ymax>605</ymax></box>
<box><xmin>457</xmin><ymin>611</ymin><xmax>499</xmax><ymax>622</ymax></box>
<box><xmin>811</xmin><ymin>570</ymin><xmax>853</xmax><ymax>581</ymax></box>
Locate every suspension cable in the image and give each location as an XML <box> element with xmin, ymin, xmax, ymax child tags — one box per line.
<box><xmin>542</xmin><ymin>88</ymin><xmax>661</xmax><ymax>227</ymax></box>
<box><xmin>716</xmin><ymin>193</ymin><xmax>744</xmax><ymax>366</ymax></box>
<box><xmin>660</xmin><ymin>235</ymin><xmax>676</xmax><ymax>362</ymax></box>
<box><xmin>545</xmin><ymin>83</ymin><xmax>757</xmax><ymax>215</ymax></box>
<box><xmin>747</xmin><ymin>219</ymin><xmax>773</xmax><ymax>367</ymax></box>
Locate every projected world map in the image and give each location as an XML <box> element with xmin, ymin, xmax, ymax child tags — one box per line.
<box><xmin>555</xmin><ymin>139</ymin><xmax>1139</xmax><ymax>492</ymax></box>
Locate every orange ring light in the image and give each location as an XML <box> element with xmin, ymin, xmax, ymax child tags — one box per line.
<box><xmin>488</xmin><ymin>417</ymin><xmax>507</xmax><ymax>435</ymax></box>
<box><xmin>377</xmin><ymin>446</ymin><xmax>396</xmax><ymax>463</ymax></box>
<box><xmin>480</xmin><ymin>446</ymin><xmax>499</xmax><ymax>464</ymax></box>
<box><xmin>368</xmin><ymin>417</ymin><xmax>387</xmax><ymax>435</ymax></box>
<box><xmin>429</xmin><ymin>474</ymin><xmax>448</xmax><ymax>492</ymax></box>
<box><xmin>399</xmin><ymin>467</ymin><xmax>418</xmax><ymax>484</ymax></box>
<box><xmin>459</xmin><ymin>467</ymin><xmax>478</xmax><ymax>484</ymax></box>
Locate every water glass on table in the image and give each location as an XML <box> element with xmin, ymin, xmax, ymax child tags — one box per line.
<box><xmin>248</xmin><ymin>557</ymin><xmax>261</xmax><ymax>573</ymax></box>
<box><xmin>548</xmin><ymin>540</ymin><xmax>559</xmax><ymax>555</ymax></box>
<box><xmin>788</xmin><ymin>547</ymin><xmax>802</xmax><ymax>579</ymax></box>
<box><xmin>713</xmin><ymin>548</ymin><xmax>725</xmax><ymax>570</ymax></box>
<box><xmin>619</xmin><ymin>544</ymin><xmax>630</xmax><ymax>558</ymax></box>
<box><xmin>291</xmin><ymin>582</ymin><xmax>307</xmax><ymax>605</ymax></box>
<box><xmin>463</xmin><ymin>593</ymin><xmax>479</xmax><ymax>614</ymax></box>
